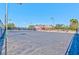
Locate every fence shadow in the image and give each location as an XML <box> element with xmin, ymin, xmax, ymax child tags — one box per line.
<box><xmin>65</xmin><ymin>32</ymin><xmax>79</xmax><ymax>55</ymax></box>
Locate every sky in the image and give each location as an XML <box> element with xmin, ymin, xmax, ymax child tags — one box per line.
<box><xmin>0</xmin><ymin>3</ymin><xmax>79</xmax><ymax>27</ymax></box>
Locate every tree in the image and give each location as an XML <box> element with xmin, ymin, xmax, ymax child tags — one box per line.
<box><xmin>28</xmin><ymin>25</ymin><xmax>35</xmax><ymax>30</ymax></box>
<box><xmin>70</xmin><ymin>19</ymin><xmax>78</xmax><ymax>30</ymax></box>
<box><xmin>55</xmin><ymin>24</ymin><xmax>64</xmax><ymax>29</ymax></box>
<box><xmin>7</xmin><ymin>23</ymin><xmax>16</xmax><ymax>29</ymax></box>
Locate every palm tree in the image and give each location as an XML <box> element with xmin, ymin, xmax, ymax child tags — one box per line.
<box><xmin>70</xmin><ymin>19</ymin><xmax>78</xmax><ymax>30</ymax></box>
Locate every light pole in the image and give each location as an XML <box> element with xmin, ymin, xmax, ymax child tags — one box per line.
<box><xmin>4</xmin><ymin>3</ymin><xmax>22</xmax><ymax>55</ymax></box>
<box><xmin>50</xmin><ymin>17</ymin><xmax>54</xmax><ymax>26</ymax></box>
<box><xmin>5</xmin><ymin>3</ymin><xmax>8</xmax><ymax>55</ymax></box>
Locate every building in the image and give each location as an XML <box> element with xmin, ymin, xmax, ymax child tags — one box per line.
<box><xmin>34</xmin><ymin>25</ymin><xmax>53</xmax><ymax>31</ymax></box>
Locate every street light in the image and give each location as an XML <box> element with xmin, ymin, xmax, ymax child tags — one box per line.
<box><xmin>5</xmin><ymin>3</ymin><xmax>8</xmax><ymax>55</ymax></box>
<box><xmin>50</xmin><ymin>17</ymin><xmax>54</xmax><ymax>26</ymax></box>
<box><xmin>4</xmin><ymin>3</ymin><xmax>22</xmax><ymax>55</ymax></box>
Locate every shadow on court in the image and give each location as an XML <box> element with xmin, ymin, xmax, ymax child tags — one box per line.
<box><xmin>65</xmin><ymin>32</ymin><xmax>79</xmax><ymax>55</ymax></box>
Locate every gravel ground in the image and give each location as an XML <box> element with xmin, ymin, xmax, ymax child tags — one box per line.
<box><xmin>7</xmin><ymin>30</ymin><xmax>74</xmax><ymax>55</ymax></box>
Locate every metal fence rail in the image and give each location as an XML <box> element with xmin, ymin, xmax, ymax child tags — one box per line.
<box><xmin>65</xmin><ymin>32</ymin><xmax>79</xmax><ymax>55</ymax></box>
<box><xmin>0</xmin><ymin>20</ymin><xmax>5</xmax><ymax>55</ymax></box>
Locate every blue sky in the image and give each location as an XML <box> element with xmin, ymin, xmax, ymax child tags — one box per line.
<box><xmin>0</xmin><ymin>3</ymin><xmax>79</xmax><ymax>27</ymax></box>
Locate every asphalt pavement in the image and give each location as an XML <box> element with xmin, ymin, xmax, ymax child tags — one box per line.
<box><xmin>7</xmin><ymin>30</ymin><xmax>74</xmax><ymax>55</ymax></box>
